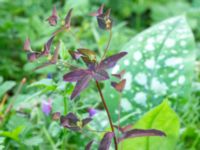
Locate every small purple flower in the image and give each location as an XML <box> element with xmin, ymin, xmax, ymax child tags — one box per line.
<box><xmin>88</xmin><ymin>108</ymin><xmax>97</xmax><ymax>117</ymax></box>
<box><xmin>41</xmin><ymin>100</ymin><xmax>52</xmax><ymax>115</ymax></box>
<box><xmin>47</xmin><ymin>73</ymin><xmax>53</xmax><ymax>79</ymax></box>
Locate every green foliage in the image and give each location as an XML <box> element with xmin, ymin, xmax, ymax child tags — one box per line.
<box><xmin>0</xmin><ymin>0</ymin><xmax>200</xmax><ymax>149</ymax></box>
<box><xmin>121</xmin><ymin>100</ymin><xmax>180</xmax><ymax>150</ymax></box>
<box><xmin>0</xmin><ymin>126</ymin><xmax>24</xmax><ymax>142</ymax></box>
<box><xmin>0</xmin><ymin>137</ymin><xmax>5</xmax><ymax>150</ymax></box>
<box><xmin>104</xmin><ymin>16</ymin><xmax>196</xmax><ymax>122</ymax></box>
<box><xmin>0</xmin><ymin>77</ymin><xmax>16</xmax><ymax>98</ymax></box>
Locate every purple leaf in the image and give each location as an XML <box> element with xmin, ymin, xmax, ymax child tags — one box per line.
<box><xmin>34</xmin><ymin>42</ymin><xmax>60</xmax><ymax>70</ymax></box>
<box><xmin>60</xmin><ymin>112</ymin><xmax>80</xmax><ymax>131</ymax></box>
<box><xmin>46</xmin><ymin>6</ymin><xmax>58</xmax><ymax>26</ymax></box>
<box><xmin>97</xmin><ymin>9</ymin><xmax>112</xmax><ymax>30</ymax></box>
<box><xmin>63</xmin><ymin>69</ymin><xmax>88</xmax><ymax>82</ymax></box>
<box><xmin>85</xmin><ymin>140</ymin><xmax>94</xmax><ymax>150</ymax></box>
<box><xmin>111</xmin><ymin>79</ymin><xmax>126</xmax><ymax>92</ymax></box>
<box><xmin>98</xmin><ymin>52</ymin><xmax>127</xmax><ymax>70</ymax></box>
<box><xmin>112</xmin><ymin>70</ymin><xmax>126</xmax><ymax>79</ymax></box>
<box><xmin>70</xmin><ymin>75</ymin><xmax>92</xmax><ymax>100</ymax></box>
<box><xmin>23</xmin><ymin>37</ymin><xmax>32</xmax><ymax>51</ymax></box>
<box><xmin>33</xmin><ymin>62</ymin><xmax>53</xmax><ymax>71</ymax></box>
<box><xmin>93</xmin><ymin>70</ymin><xmax>109</xmax><ymax>81</ymax></box>
<box><xmin>40</xmin><ymin>36</ymin><xmax>55</xmax><ymax>56</ymax></box>
<box><xmin>98</xmin><ymin>132</ymin><xmax>114</xmax><ymax>150</ymax></box>
<box><xmin>118</xmin><ymin>129</ymin><xmax>166</xmax><ymax>143</ymax></box>
<box><xmin>82</xmin><ymin>117</ymin><xmax>92</xmax><ymax>127</ymax></box>
<box><xmin>50</xmin><ymin>41</ymin><xmax>60</xmax><ymax>63</ymax></box>
<box><xmin>90</xmin><ymin>4</ymin><xmax>104</xmax><ymax>17</ymax></box>
<box><xmin>65</xmin><ymin>8</ymin><xmax>73</xmax><ymax>28</ymax></box>
<box><xmin>27</xmin><ymin>52</ymin><xmax>39</xmax><ymax>62</ymax></box>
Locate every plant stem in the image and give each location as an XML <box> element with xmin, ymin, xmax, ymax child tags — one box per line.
<box><xmin>5</xmin><ymin>78</ymin><xmax>26</xmax><ymax>115</ymax></box>
<box><xmin>95</xmin><ymin>81</ymin><xmax>118</xmax><ymax>150</ymax></box>
<box><xmin>42</xmin><ymin>126</ymin><xmax>57</xmax><ymax>150</ymax></box>
<box><xmin>101</xmin><ymin>29</ymin><xmax>112</xmax><ymax>60</ymax></box>
<box><xmin>117</xmin><ymin>93</ymin><xmax>122</xmax><ymax>138</ymax></box>
<box><xmin>63</xmin><ymin>96</ymin><xmax>68</xmax><ymax>115</ymax></box>
<box><xmin>62</xmin><ymin>96</ymin><xmax>68</xmax><ymax>149</ymax></box>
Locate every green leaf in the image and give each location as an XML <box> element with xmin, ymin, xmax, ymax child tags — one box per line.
<box><xmin>29</xmin><ymin>78</ymin><xmax>55</xmax><ymax>88</ymax></box>
<box><xmin>120</xmin><ymin>100</ymin><xmax>180</xmax><ymax>150</ymax></box>
<box><xmin>0</xmin><ymin>126</ymin><xmax>24</xmax><ymax>142</ymax></box>
<box><xmin>0</xmin><ymin>77</ymin><xmax>3</xmax><ymax>84</ymax></box>
<box><xmin>104</xmin><ymin>16</ymin><xmax>196</xmax><ymax>121</ymax></box>
<box><xmin>24</xmin><ymin>136</ymin><xmax>43</xmax><ymax>146</ymax></box>
<box><xmin>0</xmin><ymin>81</ymin><xmax>16</xmax><ymax>98</ymax></box>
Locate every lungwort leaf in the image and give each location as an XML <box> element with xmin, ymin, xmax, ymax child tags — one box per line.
<box><xmin>103</xmin><ymin>16</ymin><xmax>196</xmax><ymax>121</ymax></box>
<box><xmin>120</xmin><ymin>100</ymin><xmax>180</xmax><ymax>150</ymax></box>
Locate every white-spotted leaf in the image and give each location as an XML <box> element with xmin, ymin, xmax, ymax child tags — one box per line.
<box><xmin>103</xmin><ymin>16</ymin><xmax>196</xmax><ymax>121</ymax></box>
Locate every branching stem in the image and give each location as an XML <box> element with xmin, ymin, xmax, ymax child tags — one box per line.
<box><xmin>101</xmin><ymin>29</ymin><xmax>112</xmax><ymax>60</ymax></box>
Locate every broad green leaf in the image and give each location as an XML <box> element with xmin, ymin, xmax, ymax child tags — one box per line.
<box><xmin>120</xmin><ymin>100</ymin><xmax>180</xmax><ymax>150</ymax></box>
<box><xmin>103</xmin><ymin>16</ymin><xmax>196</xmax><ymax>121</ymax></box>
<box><xmin>0</xmin><ymin>81</ymin><xmax>16</xmax><ymax>98</ymax></box>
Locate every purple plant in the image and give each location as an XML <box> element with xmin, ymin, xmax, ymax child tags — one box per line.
<box><xmin>88</xmin><ymin>108</ymin><xmax>97</xmax><ymax>117</ymax></box>
<box><xmin>41</xmin><ymin>100</ymin><xmax>52</xmax><ymax>115</ymax></box>
<box><xmin>23</xmin><ymin>4</ymin><xmax>166</xmax><ymax>150</ymax></box>
<box><xmin>63</xmin><ymin>51</ymin><xmax>127</xmax><ymax>99</ymax></box>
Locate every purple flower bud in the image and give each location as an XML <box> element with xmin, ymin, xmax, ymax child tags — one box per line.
<box><xmin>46</xmin><ymin>6</ymin><xmax>58</xmax><ymax>26</ymax></box>
<box><xmin>88</xmin><ymin>108</ymin><xmax>97</xmax><ymax>117</ymax></box>
<box><xmin>41</xmin><ymin>100</ymin><xmax>52</xmax><ymax>115</ymax></box>
<box><xmin>47</xmin><ymin>73</ymin><xmax>53</xmax><ymax>79</ymax></box>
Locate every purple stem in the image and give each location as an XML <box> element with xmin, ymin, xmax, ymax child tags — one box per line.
<box><xmin>95</xmin><ymin>81</ymin><xmax>118</xmax><ymax>150</ymax></box>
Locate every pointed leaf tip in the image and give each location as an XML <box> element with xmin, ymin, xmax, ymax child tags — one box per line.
<box><xmin>112</xmin><ymin>70</ymin><xmax>126</xmax><ymax>79</ymax></box>
<box><xmin>70</xmin><ymin>75</ymin><xmax>91</xmax><ymax>100</ymax></box>
<box><xmin>85</xmin><ymin>140</ymin><xmax>94</xmax><ymax>150</ymax></box>
<box><xmin>65</xmin><ymin>8</ymin><xmax>73</xmax><ymax>28</ymax></box>
<box><xmin>98</xmin><ymin>132</ymin><xmax>114</xmax><ymax>150</ymax></box>
<box><xmin>47</xmin><ymin>6</ymin><xmax>58</xmax><ymax>26</ymax></box>
<box><xmin>23</xmin><ymin>37</ymin><xmax>32</xmax><ymax>51</ymax></box>
<box><xmin>82</xmin><ymin>117</ymin><xmax>92</xmax><ymax>127</ymax></box>
<box><xmin>111</xmin><ymin>79</ymin><xmax>126</xmax><ymax>92</ymax></box>
<box><xmin>50</xmin><ymin>41</ymin><xmax>60</xmax><ymax>63</ymax></box>
<box><xmin>90</xmin><ymin>4</ymin><xmax>104</xmax><ymax>17</ymax></box>
<box><xmin>41</xmin><ymin>36</ymin><xmax>55</xmax><ymax>56</ymax></box>
<box><xmin>99</xmin><ymin>51</ymin><xmax>127</xmax><ymax>70</ymax></box>
<box><xmin>119</xmin><ymin>129</ymin><xmax>166</xmax><ymax>143</ymax></box>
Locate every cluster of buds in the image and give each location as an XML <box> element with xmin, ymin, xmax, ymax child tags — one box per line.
<box><xmin>23</xmin><ymin>7</ymin><xmax>73</xmax><ymax>70</ymax></box>
<box><xmin>91</xmin><ymin>4</ymin><xmax>112</xmax><ymax>30</ymax></box>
